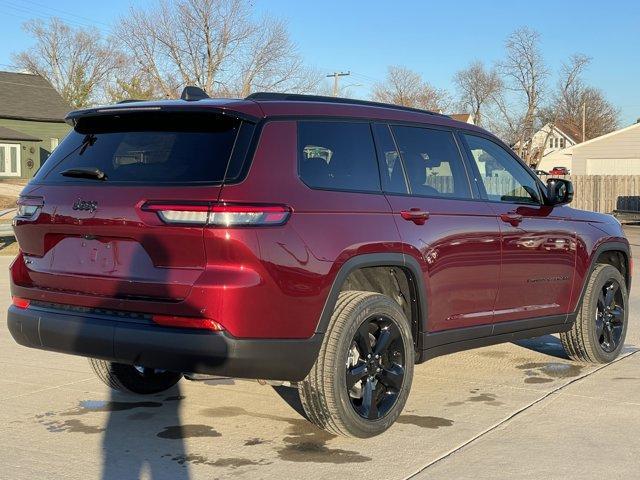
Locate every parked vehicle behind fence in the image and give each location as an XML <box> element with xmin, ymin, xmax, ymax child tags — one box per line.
<box><xmin>7</xmin><ymin>89</ymin><xmax>631</xmax><ymax>437</ymax></box>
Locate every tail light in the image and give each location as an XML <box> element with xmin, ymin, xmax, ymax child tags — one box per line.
<box><xmin>12</xmin><ymin>296</ymin><xmax>30</xmax><ymax>309</ymax></box>
<box><xmin>152</xmin><ymin>314</ymin><xmax>223</xmax><ymax>331</ymax></box>
<box><xmin>16</xmin><ymin>196</ymin><xmax>44</xmax><ymax>219</ymax></box>
<box><xmin>141</xmin><ymin>202</ymin><xmax>291</xmax><ymax>227</ymax></box>
<box><xmin>141</xmin><ymin>202</ymin><xmax>210</xmax><ymax>225</ymax></box>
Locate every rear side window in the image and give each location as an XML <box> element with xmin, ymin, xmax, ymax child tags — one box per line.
<box><xmin>34</xmin><ymin>112</ymin><xmax>252</xmax><ymax>184</ymax></box>
<box><xmin>373</xmin><ymin>123</ymin><xmax>408</xmax><ymax>194</ymax></box>
<box><xmin>391</xmin><ymin>126</ymin><xmax>471</xmax><ymax>199</ymax></box>
<box><xmin>298</xmin><ymin>121</ymin><xmax>381</xmax><ymax>192</ymax></box>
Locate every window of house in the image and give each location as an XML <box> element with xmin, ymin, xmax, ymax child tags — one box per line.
<box><xmin>0</xmin><ymin>143</ymin><xmax>21</xmax><ymax>177</ymax></box>
<box><xmin>298</xmin><ymin>121</ymin><xmax>381</xmax><ymax>192</ymax></box>
<box><xmin>560</xmin><ymin>138</ymin><xmax>565</xmax><ymax>148</ymax></box>
<box><xmin>464</xmin><ymin>134</ymin><xmax>540</xmax><ymax>204</ymax></box>
<box><xmin>549</xmin><ymin>138</ymin><xmax>554</xmax><ymax>148</ymax></box>
<box><xmin>390</xmin><ymin>126</ymin><xmax>471</xmax><ymax>199</ymax></box>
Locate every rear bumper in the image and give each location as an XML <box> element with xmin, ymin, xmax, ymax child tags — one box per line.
<box><xmin>7</xmin><ymin>305</ymin><xmax>322</xmax><ymax>381</ymax></box>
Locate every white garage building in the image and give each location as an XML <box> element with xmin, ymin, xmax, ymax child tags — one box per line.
<box><xmin>538</xmin><ymin>121</ymin><xmax>640</xmax><ymax>175</ymax></box>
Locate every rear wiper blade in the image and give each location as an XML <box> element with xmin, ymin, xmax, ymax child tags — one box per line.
<box><xmin>60</xmin><ymin>167</ymin><xmax>107</xmax><ymax>181</ymax></box>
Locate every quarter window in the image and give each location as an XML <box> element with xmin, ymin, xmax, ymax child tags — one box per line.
<box><xmin>390</xmin><ymin>126</ymin><xmax>471</xmax><ymax>199</ymax></box>
<box><xmin>298</xmin><ymin>121</ymin><xmax>380</xmax><ymax>192</ymax></box>
<box><xmin>463</xmin><ymin>134</ymin><xmax>540</xmax><ymax>204</ymax></box>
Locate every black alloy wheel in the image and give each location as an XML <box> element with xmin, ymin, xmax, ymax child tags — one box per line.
<box><xmin>596</xmin><ymin>279</ymin><xmax>625</xmax><ymax>353</ymax></box>
<box><xmin>345</xmin><ymin>315</ymin><xmax>406</xmax><ymax>420</ymax></box>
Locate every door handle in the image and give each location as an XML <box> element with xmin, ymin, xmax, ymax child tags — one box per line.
<box><xmin>400</xmin><ymin>208</ymin><xmax>430</xmax><ymax>225</ymax></box>
<box><xmin>500</xmin><ymin>212</ymin><xmax>523</xmax><ymax>226</ymax></box>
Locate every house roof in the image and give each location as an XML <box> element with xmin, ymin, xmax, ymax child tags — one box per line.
<box><xmin>0</xmin><ymin>126</ymin><xmax>41</xmax><ymax>142</ymax></box>
<box><xmin>554</xmin><ymin>121</ymin><xmax>582</xmax><ymax>144</ymax></box>
<box><xmin>0</xmin><ymin>71</ymin><xmax>70</xmax><ymax>122</ymax></box>
<box><xmin>570</xmin><ymin>121</ymin><xmax>640</xmax><ymax>150</ymax></box>
<box><xmin>450</xmin><ymin>113</ymin><xmax>473</xmax><ymax>123</ymax></box>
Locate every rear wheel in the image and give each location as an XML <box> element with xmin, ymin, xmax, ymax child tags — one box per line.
<box><xmin>561</xmin><ymin>264</ymin><xmax>628</xmax><ymax>363</ymax></box>
<box><xmin>89</xmin><ymin>359</ymin><xmax>182</xmax><ymax>394</ymax></box>
<box><xmin>298</xmin><ymin>291</ymin><xmax>414</xmax><ymax>438</ymax></box>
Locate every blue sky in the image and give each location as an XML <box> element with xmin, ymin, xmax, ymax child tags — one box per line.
<box><xmin>1</xmin><ymin>0</ymin><xmax>638</xmax><ymax>125</ymax></box>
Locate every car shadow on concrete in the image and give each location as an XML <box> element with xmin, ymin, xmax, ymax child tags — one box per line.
<box><xmin>512</xmin><ymin>334</ymin><xmax>570</xmax><ymax>360</ymax></box>
<box><xmin>100</xmin><ymin>385</ymin><xmax>191</xmax><ymax>480</ymax></box>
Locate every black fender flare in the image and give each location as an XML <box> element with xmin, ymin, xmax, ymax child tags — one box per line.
<box><xmin>573</xmin><ymin>241</ymin><xmax>631</xmax><ymax>314</ymax></box>
<box><xmin>314</xmin><ymin>252</ymin><xmax>428</xmax><ymax>335</ymax></box>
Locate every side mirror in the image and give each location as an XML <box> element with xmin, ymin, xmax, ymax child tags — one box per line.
<box><xmin>546</xmin><ymin>178</ymin><xmax>573</xmax><ymax>206</ymax></box>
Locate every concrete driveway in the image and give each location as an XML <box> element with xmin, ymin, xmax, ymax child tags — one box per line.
<box><xmin>1</xmin><ymin>227</ymin><xmax>639</xmax><ymax>480</ymax></box>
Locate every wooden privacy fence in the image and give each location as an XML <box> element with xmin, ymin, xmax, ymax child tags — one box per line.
<box><xmin>424</xmin><ymin>175</ymin><xmax>640</xmax><ymax>214</ymax></box>
<box><xmin>540</xmin><ymin>175</ymin><xmax>640</xmax><ymax>214</ymax></box>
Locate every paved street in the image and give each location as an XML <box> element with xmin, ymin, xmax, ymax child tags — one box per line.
<box><xmin>1</xmin><ymin>227</ymin><xmax>639</xmax><ymax>480</ymax></box>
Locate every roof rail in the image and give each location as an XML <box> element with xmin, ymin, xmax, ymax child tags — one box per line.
<box><xmin>245</xmin><ymin>92</ymin><xmax>448</xmax><ymax>117</ymax></box>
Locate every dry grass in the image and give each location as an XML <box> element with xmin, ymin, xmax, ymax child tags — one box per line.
<box><xmin>0</xmin><ymin>192</ymin><xmax>17</xmax><ymax>255</ymax></box>
<box><xmin>0</xmin><ymin>238</ymin><xmax>18</xmax><ymax>257</ymax></box>
<box><xmin>0</xmin><ymin>178</ymin><xmax>26</xmax><ymax>186</ymax></box>
<box><xmin>0</xmin><ymin>194</ymin><xmax>17</xmax><ymax>210</ymax></box>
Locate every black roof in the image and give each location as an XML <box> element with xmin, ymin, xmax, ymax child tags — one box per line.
<box><xmin>0</xmin><ymin>71</ymin><xmax>71</xmax><ymax>122</ymax></box>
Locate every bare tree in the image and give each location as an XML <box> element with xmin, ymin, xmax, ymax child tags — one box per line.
<box><xmin>12</xmin><ymin>18</ymin><xmax>123</xmax><ymax>108</ymax></box>
<box><xmin>530</xmin><ymin>54</ymin><xmax>592</xmax><ymax>164</ymax></box>
<box><xmin>496</xmin><ymin>27</ymin><xmax>548</xmax><ymax>161</ymax></box>
<box><xmin>106</xmin><ymin>68</ymin><xmax>159</xmax><ymax>103</ymax></box>
<box><xmin>543</xmin><ymin>77</ymin><xmax>619</xmax><ymax>142</ymax></box>
<box><xmin>453</xmin><ymin>61</ymin><xmax>502</xmax><ymax>127</ymax></box>
<box><xmin>372</xmin><ymin>66</ymin><xmax>450</xmax><ymax>112</ymax></box>
<box><xmin>116</xmin><ymin>0</ymin><xmax>319</xmax><ymax>98</ymax></box>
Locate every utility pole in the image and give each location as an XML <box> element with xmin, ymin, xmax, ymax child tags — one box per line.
<box><xmin>326</xmin><ymin>71</ymin><xmax>350</xmax><ymax>97</ymax></box>
<box><xmin>582</xmin><ymin>101</ymin><xmax>586</xmax><ymax>142</ymax></box>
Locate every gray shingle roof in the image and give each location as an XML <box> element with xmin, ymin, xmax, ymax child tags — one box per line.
<box><xmin>0</xmin><ymin>126</ymin><xmax>41</xmax><ymax>141</ymax></box>
<box><xmin>0</xmin><ymin>71</ymin><xmax>71</xmax><ymax>122</ymax></box>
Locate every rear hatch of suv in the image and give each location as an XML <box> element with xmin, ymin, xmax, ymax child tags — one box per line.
<box><xmin>12</xmin><ymin>106</ymin><xmax>256</xmax><ymax>311</ymax></box>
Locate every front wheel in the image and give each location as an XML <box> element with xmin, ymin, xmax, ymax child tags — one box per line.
<box><xmin>561</xmin><ymin>264</ymin><xmax>628</xmax><ymax>363</ymax></box>
<box><xmin>89</xmin><ymin>359</ymin><xmax>182</xmax><ymax>394</ymax></box>
<box><xmin>298</xmin><ymin>291</ymin><xmax>415</xmax><ymax>438</ymax></box>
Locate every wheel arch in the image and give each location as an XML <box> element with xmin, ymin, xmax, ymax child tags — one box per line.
<box><xmin>314</xmin><ymin>253</ymin><xmax>427</xmax><ymax>352</ymax></box>
<box><xmin>591</xmin><ymin>241</ymin><xmax>631</xmax><ymax>289</ymax></box>
<box><xmin>575</xmin><ymin>241</ymin><xmax>631</xmax><ymax>313</ymax></box>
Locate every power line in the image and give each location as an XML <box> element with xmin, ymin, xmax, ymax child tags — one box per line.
<box><xmin>17</xmin><ymin>0</ymin><xmax>113</xmax><ymax>28</ymax></box>
<box><xmin>0</xmin><ymin>0</ymin><xmax>113</xmax><ymax>32</ymax></box>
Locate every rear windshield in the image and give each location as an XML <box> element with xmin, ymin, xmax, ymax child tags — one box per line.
<box><xmin>34</xmin><ymin>111</ymin><xmax>253</xmax><ymax>184</ymax></box>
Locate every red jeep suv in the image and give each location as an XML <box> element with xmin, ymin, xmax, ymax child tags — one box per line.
<box><xmin>8</xmin><ymin>89</ymin><xmax>630</xmax><ymax>437</ymax></box>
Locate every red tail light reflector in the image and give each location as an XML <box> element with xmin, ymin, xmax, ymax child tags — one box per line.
<box><xmin>12</xmin><ymin>296</ymin><xmax>30</xmax><ymax>309</ymax></box>
<box><xmin>152</xmin><ymin>314</ymin><xmax>224</xmax><ymax>331</ymax></box>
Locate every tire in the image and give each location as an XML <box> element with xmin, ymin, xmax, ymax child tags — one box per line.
<box><xmin>88</xmin><ymin>359</ymin><xmax>182</xmax><ymax>394</ymax></box>
<box><xmin>298</xmin><ymin>291</ymin><xmax>415</xmax><ymax>438</ymax></box>
<box><xmin>561</xmin><ymin>264</ymin><xmax>629</xmax><ymax>363</ymax></box>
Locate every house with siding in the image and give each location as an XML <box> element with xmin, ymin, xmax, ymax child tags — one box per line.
<box><xmin>515</xmin><ymin>121</ymin><xmax>582</xmax><ymax>163</ymax></box>
<box><xmin>538</xmin><ymin>121</ymin><xmax>640</xmax><ymax>174</ymax></box>
<box><xmin>0</xmin><ymin>71</ymin><xmax>71</xmax><ymax>179</ymax></box>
